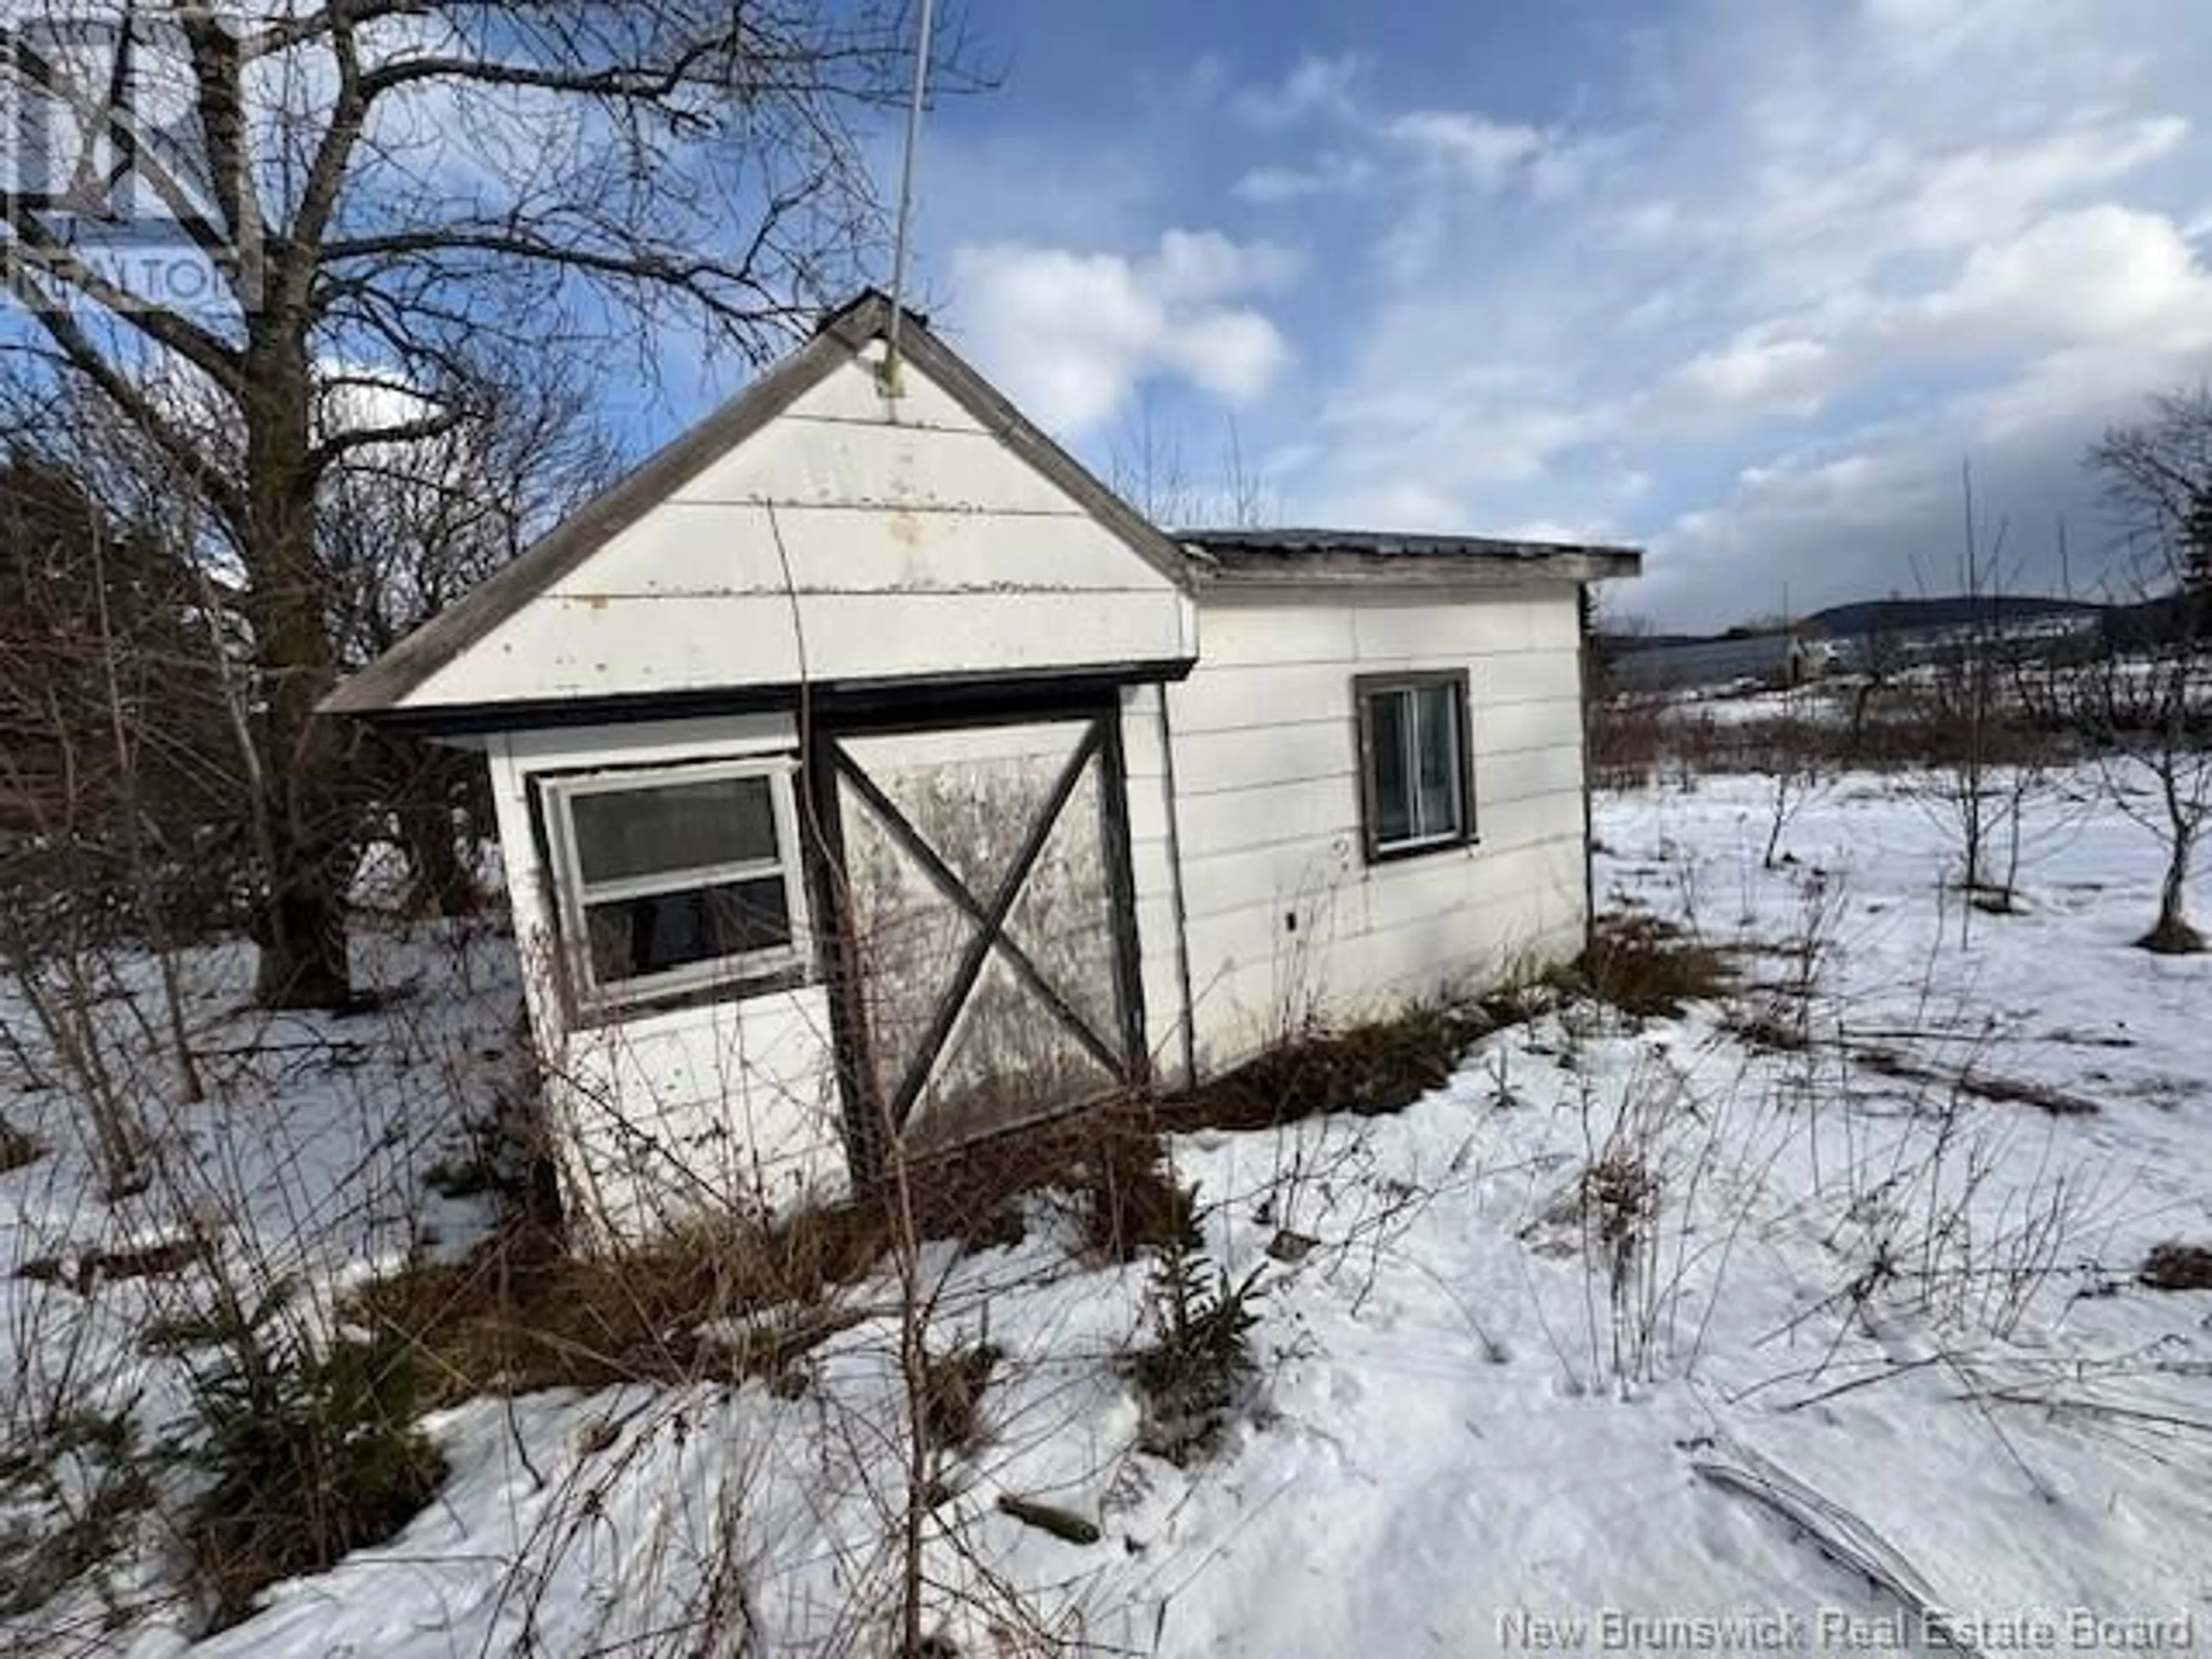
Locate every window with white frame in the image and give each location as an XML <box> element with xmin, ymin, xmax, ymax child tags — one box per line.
<box><xmin>1354</xmin><ymin>671</ymin><xmax>1475</xmax><ymax>861</ymax></box>
<box><xmin>539</xmin><ymin>758</ymin><xmax>808</xmax><ymax>1010</ymax></box>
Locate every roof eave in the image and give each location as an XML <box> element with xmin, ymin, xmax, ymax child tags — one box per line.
<box><xmin>330</xmin><ymin>654</ymin><xmax>1202</xmax><ymax>740</ymax></box>
<box><xmin>1188</xmin><ymin>547</ymin><xmax>1643</xmax><ymax>591</ymax></box>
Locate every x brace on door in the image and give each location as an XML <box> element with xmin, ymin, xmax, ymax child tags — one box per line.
<box><xmin>810</xmin><ymin>707</ymin><xmax>1147</xmax><ymax>1185</ymax></box>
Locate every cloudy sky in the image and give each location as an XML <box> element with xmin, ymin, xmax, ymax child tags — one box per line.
<box><xmin>864</xmin><ymin>0</ymin><xmax>2212</xmax><ymax>628</ymax></box>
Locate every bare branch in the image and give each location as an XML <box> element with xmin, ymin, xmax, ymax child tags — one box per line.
<box><xmin>0</xmin><ymin>203</ymin><xmax>243</xmax><ymax>387</ymax></box>
<box><xmin>0</xmin><ymin>274</ymin><xmax>244</xmax><ymax>527</ymax></box>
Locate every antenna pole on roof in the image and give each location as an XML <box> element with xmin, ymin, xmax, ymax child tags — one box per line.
<box><xmin>880</xmin><ymin>0</ymin><xmax>937</xmax><ymax>397</ymax></box>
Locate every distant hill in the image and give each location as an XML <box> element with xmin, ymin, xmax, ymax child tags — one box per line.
<box><xmin>1603</xmin><ymin>632</ymin><xmax>1704</xmax><ymax>653</ymax></box>
<box><xmin>1605</xmin><ymin>594</ymin><xmax>2104</xmax><ymax>656</ymax></box>
<box><xmin>1803</xmin><ymin>594</ymin><xmax>2102</xmax><ymax>639</ymax></box>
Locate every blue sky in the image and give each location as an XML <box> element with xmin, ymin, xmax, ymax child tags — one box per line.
<box><xmin>843</xmin><ymin>0</ymin><xmax>2212</xmax><ymax>628</ymax></box>
<box><xmin>10</xmin><ymin>1</ymin><xmax>2207</xmax><ymax>632</ymax></box>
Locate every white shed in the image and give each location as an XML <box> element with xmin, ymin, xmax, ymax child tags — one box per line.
<box><xmin>327</xmin><ymin>292</ymin><xmax>1641</xmax><ymax>1244</ymax></box>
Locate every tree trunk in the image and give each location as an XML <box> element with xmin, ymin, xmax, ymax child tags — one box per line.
<box><xmin>401</xmin><ymin>794</ymin><xmax>480</xmax><ymax>919</ymax></box>
<box><xmin>239</xmin><ymin>336</ymin><xmax>355</xmax><ymax>1009</ymax></box>
<box><xmin>253</xmin><ymin>861</ymin><xmax>353</xmax><ymax>1004</ymax></box>
<box><xmin>2143</xmin><ymin>825</ymin><xmax>2203</xmax><ymax>953</ymax></box>
<box><xmin>374</xmin><ymin>737</ymin><xmax>484</xmax><ymax>921</ymax></box>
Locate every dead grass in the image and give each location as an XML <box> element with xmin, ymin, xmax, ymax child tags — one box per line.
<box><xmin>1054</xmin><ymin>1124</ymin><xmax>1196</xmax><ymax>1263</ymax></box>
<box><xmin>919</xmin><ymin>1342</ymin><xmax>1001</xmax><ymax>1453</ymax></box>
<box><xmin>1579</xmin><ymin>1155</ymin><xmax>1660</xmax><ymax>1254</ymax></box>
<box><xmin>1559</xmin><ymin>914</ymin><xmax>1735</xmax><ymax>1019</ymax></box>
<box><xmin>352</xmin><ymin>1207</ymin><xmax>891</xmax><ymax>1404</ymax></box>
<box><xmin>2139</xmin><ymin>1241</ymin><xmax>2212</xmax><ymax>1291</ymax></box>
<box><xmin>1158</xmin><ymin>1001</ymin><xmax>1501</xmax><ymax>1134</ymax></box>
<box><xmin>904</xmin><ymin>1103</ymin><xmax>1195</xmax><ymax>1263</ymax></box>
<box><xmin>356</xmin><ymin>1107</ymin><xmax>1202</xmax><ymax>1399</ymax></box>
<box><xmin>338</xmin><ymin>996</ymin><xmax>1548</xmax><ymax>1408</ymax></box>
<box><xmin>1592</xmin><ymin>691</ymin><xmax>2083</xmax><ymax>787</ymax></box>
<box><xmin>357</xmin><ymin>1001</ymin><xmax>1518</xmax><ymax>1400</ymax></box>
<box><xmin>1725</xmin><ymin>1010</ymin><xmax>1814</xmax><ymax>1054</ymax></box>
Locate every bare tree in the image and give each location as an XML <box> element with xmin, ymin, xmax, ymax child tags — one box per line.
<box><xmin>319</xmin><ymin>356</ymin><xmax>618</xmax><ymax>914</ymax></box>
<box><xmin>2080</xmin><ymin>392</ymin><xmax>2212</xmax><ymax>953</ymax></box>
<box><xmin>1910</xmin><ymin>465</ymin><xmax>2045</xmax><ymax>938</ymax></box>
<box><xmin>1848</xmin><ymin>593</ymin><xmax>1906</xmax><ymax>746</ymax></box>
<box><xmin>1759</xmin><ymin>691</ymin><xmax>1820</xmax><ymax>870</ymax></box>
<box><xmin>1217</xmin><ymin>413</ymin><xmax>1273</xmax><ymax>529</ymax></box>
<box><xmin>1108</xmin><ymin>391</ymin><xmax>1196</xmax><ymax>528</ymax></box>
<box><xmin>2089</xmin><ymin>387</ymin><xmax>2212</xmax><ymax>589</ymax></box>
<box><xmin>0</xmin><ymin>446</ymin><xmax>237</xmax><ymax>926</ymax></box>
<box><xmin>0</xmin><ymin>457</ymin><xmax>229</xmax><ymax>1192</ymax></box>
<box><xmin>1109</xmin><ymin>397</ymin><xmax>1275</xmax><ymax>531</ymax></box>
<box><xmin>0</xmin><ymin>2</ymin><xmax>973</xmax><ymax>1006</ymax></box>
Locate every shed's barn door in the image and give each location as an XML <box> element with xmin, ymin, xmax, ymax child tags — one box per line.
<box><xmin>823</xmin><ymin>710</ymin><xmax>1144</xmax><ymax>1162</ymax></box>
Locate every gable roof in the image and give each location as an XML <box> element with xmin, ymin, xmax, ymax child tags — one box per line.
<box><xmin>1178</xmin><ymin>527</ymin><xmax>1642</xmax><ymax>589</ymax></box>
<box><xmin>323</xmin><ymin>290</ymin><xmax>1195</xmax><ymax>718</ymax></box>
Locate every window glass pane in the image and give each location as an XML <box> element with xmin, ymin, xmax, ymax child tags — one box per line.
<box><xmin>1369</xmin><ymin>689</ymin><xmax>1413</xmax><ymax>846</ymax></box>
<box><xmin>584</xmin><ymin>876</ymin><xmax>792</xmax><ymax>985</ymax></box>
<box><xmin>1412</xmin><ymin>684</ymin><xmax>1463</xmax><ymax>838</ymax></box>
<box><xmin>569</xmin><ymin>774</ymin><xmax>778</xmax><ymax>885</ymax></box>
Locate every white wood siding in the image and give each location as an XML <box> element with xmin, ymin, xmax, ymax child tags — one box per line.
<box><xmin>1162</xmin><ymin>585</ymin><xmax>1590</xmax><ymax>1075</ymax></box>
<box><xmin>406</xmin><ymin>350</ymin><xmax>1195</xmax><ymax>711</ymax></box>
<box><xmin>475</xmin><ymin>581</ymin><xmax>1596</xmax><ymax>1233</ymax></box>
<box><xmin>486</xmin><ymin>715</ymin><xmax>848</xmax><ymax>1247</ymax></box>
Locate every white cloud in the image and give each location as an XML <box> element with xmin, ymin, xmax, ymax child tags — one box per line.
<box><xmin>946</xmin><ymin>230</ymin><xmax>1296</xmax><ymax>435</ymax></box>
<box><xmin>1648</xmin><ymin>437</ymin><xmax>1955</xmax><ymax>620</ymax></box>
<box><xmin>1303</xmin><ymin>365</ymin><xmax>1618</xmax><ymax>531</ymax></box>
<box><xmin>1231</xmin><ymin>62</ymin><xmax>1589</xmax><ymax>223</ymax></box>
<box><xmin>902</xmin><ymin>0</ymin><xmax>2211</xmax><ymax>626</ymax></box>
<box><xmin>1857</xmin><ymin>0</ymin><xmax>2122</xmax><ymax>82</ymax></box>
<box><xmin>1147</xmin><ymin>227</ymin><xmax>1300</xmax><ymax>302</ymax></box>
<box><xmin>1918</xmin><ymin>205</ymin><xmax>2210</xmax><ymax>346</ymax></box>
<box><xmin>1628</xmin><ymin>199</ymin><xmax>2212</xmax><ymax>445</ymax></box>
<box><xmin>1237</xmin><ymin>108</ymin><xmax>1581</xmax><ymax>211</ymax></box>
<box><xmin>1387</xmin><ymin>111</ymin><xmax>1548</xmax><ymax>192</ymax></box>
<box><xmin>1645</xmin><ymin>336</ymin><xmax>1840</xmax><ymax>426</ymax></box>
<box><xmin>1891</xmin><ymin>118</ymin><xmax>2187</xmax><ymax>253</ymax></box>
<box><xmin>1679</xmin><ymin>446</ymin><xmax>1944</xmax><ymax>551</ymax></box>
<box><xmin>1159</xmin><ymin>309</ymin><xmax>1291</xmax><ymax>404</ymax></box>
<box><xmin>1232</xmin><ymin>53</ymin><xmax>1364</xmax><ymax>129</ymax></box>
<box><xmin>1233</xmin><ymin>151</ymin><xmax>1376</xmax><ymax>204</ymax></box>
<box><xmin>1498</xmin><ymin>514</ymin><xmax>1625</xmax><ymax>547</ymax></box>
<box><xmin>1242</xmin><ymin>0</ymin><xmax>2212</xmax><ymax>624</ymax></box>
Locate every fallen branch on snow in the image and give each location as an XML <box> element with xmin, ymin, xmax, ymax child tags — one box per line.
<box><xmin>1691</xmin><ymin>1438</ymin><xmax>1986</xmax><ymax>1659</ymax></box>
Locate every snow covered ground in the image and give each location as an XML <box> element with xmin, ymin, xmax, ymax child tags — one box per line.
<box><xmin>3</xmin><ymin>768</ymin><xmax>2209</xmax><ymax>1657</ymax></box>
<box><xmin>0</xmin><ymin>918</ymin><xmax>516</xmax><ymax>1649</ymax></box>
